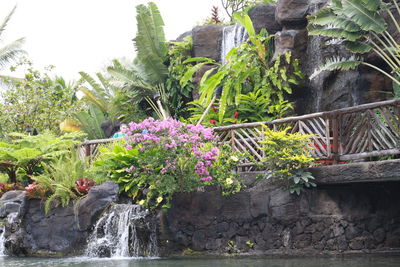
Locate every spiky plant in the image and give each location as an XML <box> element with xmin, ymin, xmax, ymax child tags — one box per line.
<box><xmin>308</xmin><ymin>0</ymin><xmax>400</xmax><ymax>88</ymax></box>
<box><xmin>211</xmin><ymin>6</ymin><xmax>222</xmax><ymax>24</ymax></box>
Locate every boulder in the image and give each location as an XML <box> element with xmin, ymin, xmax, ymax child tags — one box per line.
<box><xmin>76</xmin><ymin>181</ymin><xmax>119</xmax><ymax>231</ymax></box>
<box><xmin>275</xmin><ymin>0</ymin><xmax>309</xmax><ymax>28</ymax></box>
<box><xmin>0</xmin><ymin>190</ymin><xmax>26</xmax><ymax>218</ymax></box>
<box><xmin>192</xmin><ymin>25</ymin><xmax>224</xmax><ymax>61</ymax></box>
<box><xmin>273</xmin><ymin>29</ymin><xmax>308</xmax><ymax>60</ymax></box>
<box><xmin>248</xmin><ymin>4</ymin><xmax>282</xmax><ymax>34</ymax></box>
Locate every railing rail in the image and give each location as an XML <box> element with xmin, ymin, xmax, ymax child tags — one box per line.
<box><xmin>78</xmin><ymin>99</ymin><xmax>400</xmax><ymax>169</ymax></box>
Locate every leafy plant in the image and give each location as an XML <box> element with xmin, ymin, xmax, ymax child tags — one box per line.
<box><xmin>258</xmin><ymin>125</ymin><xmax>316</xmax><ymax>195</ymax></box>
<box><xmin>0</xmin><ymin>132</ymin><xmax>85</xmax><ymax>183</ymax></box>
<box><xmin>74</xmin><ymin>103</ymin><xmax>107</xmax><ymax>140</ymax></box>
<box><xmin>182</xmin><ymin>14</ymin><xmax>302</xmax><ymax>123</ymax></box>
<box><xmin>108</xmin><ymin>2</ymin><xmax>169</xmax><ymax>119</ymax></box>
<box><xmin>308</xmin><ymin>0</ymin><xmax>400</xmax><ymax>89</ymax></box>
<box><xmin>245</xmin><ymin>240</ymin><xmax>255</xmax><ymax>249</ymax></box>
<box><xmin>75</xmin><ymin>178</ymin><xmax>95</xmax><ymax>194</ymax></box>
<box><xmin>32</xmin><ymin>152</ymin><xmax>90</xmax><ymax>213</ymax></box>
<box><xmin>92</xmin><ymin>118</ymin><xmax>243</xmax><ymax>209</ymax></box>
<box><xmin>0</xmin><ymin>59</ymin><xmax>82</xmax><ymax>137</ymax></box>
<box><xmin>165</xmin><ymin>36</ymin><xmax>195</xmax><ymax>118</ymax></box>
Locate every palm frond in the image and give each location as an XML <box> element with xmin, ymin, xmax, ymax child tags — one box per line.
<box><xmin>310</xmin><ymin>56</ymin><xmax>362</xmax><ymax>80</ymax></box>
<box><xmin>0</xmin><ymin>6</ymin><xmax>16</xmax><ymax>38</ymax></box>
<box><xmin>0</xmin><ymin>38</ymin><xmax>26</xmax><ymax>68</ymax></box>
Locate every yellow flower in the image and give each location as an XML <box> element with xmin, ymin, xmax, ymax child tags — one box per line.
<box><xmin>156</xmin><ymin>196</ymin><xmax>163</xmax><ymax>203</ymax></box>
<box><xmin>226</xmin><ymin>178</ymin><xmax>233</xmax><ymax>185</ymax></box>
<box><xmin>138</xmin><ymin>200</ymin><xmax>145</xmax><ymax>206</ymax></box>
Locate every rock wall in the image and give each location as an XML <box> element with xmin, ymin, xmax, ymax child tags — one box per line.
<box><xmin>0</xmin><ymin>181</ymin><xmax>119</xmax><ymax>256</ymax></box>
<box><xmin>162</xmin><ymin>180</ymin><xmax>400</xmax><ymax>255</ymax></box>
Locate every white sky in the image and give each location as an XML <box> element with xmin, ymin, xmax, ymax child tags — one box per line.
<box><xmin>0</xmin><ymin>0</ymin><xmax>226</xmax><ymax>81</ymax></box>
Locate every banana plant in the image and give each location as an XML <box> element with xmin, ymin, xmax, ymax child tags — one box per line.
<box><xmin>308</xmin><ymin>0</ymin><xmax>400</xmax><ymax>88</ymax></box>
<box><xmin>108</xmin><ymin>2</ymin><xmax>169</xmax><ymax>120</ymax></box>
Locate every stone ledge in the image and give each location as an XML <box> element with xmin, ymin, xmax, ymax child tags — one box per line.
<box><xmin>309</xmin><ymin>159</ymin><xmax>400</xmax><ymax>184</ymax></box>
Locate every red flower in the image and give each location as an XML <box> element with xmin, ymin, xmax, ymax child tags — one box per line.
<box><xmin>234</xmin><ymin>111</ymin><xmax>239</xmax><ymax>119</ymax></box>
<box><xmin>76</xmin><ymin>178</ymin><xmax>95</xmax><ymax>194</ymax></box>
<box><xmin>209</xmin><ymin>120</ymin><xmax>217</xmax><ymax>125</ymax></box>
<box><xmin>212</xmin><ymin>105</ymin><xmax>217</xmax><ymax>113</ymax></box>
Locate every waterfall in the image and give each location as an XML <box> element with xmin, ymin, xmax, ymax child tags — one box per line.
<box><xmin>0</xmin><ymin>226</ymin><xmax>5</xmax><ymax>256</ymax></box>
<box><xmin>86</xmin><ymin>204</ymin><xmax>158</xmax><ymax>258</ymax></box>
<box><xmin>220</xmin><ymin>24</ymin><xmax>247</xmax><ymax>64</ymax></box>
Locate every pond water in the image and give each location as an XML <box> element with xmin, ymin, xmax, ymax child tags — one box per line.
<box><xmin>1</xmin><ymin>256</ymin><xmax>400</xmax><ymax>267</ymax></box>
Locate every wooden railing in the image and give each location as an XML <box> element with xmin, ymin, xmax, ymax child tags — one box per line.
<box><xmin>79</xmin><ymin>99</ymin><xmax>400</xmax><ymax>169</ymax></box>
<box><xmin>213</xmin><ymin>99</ymin><xmax>400</xmax><ymax>170</ymax></box>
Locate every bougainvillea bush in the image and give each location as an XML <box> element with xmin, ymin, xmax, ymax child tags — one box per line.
<box><xmin>92</xmin><ymin>118</ymin><xmax>243</xmax><ymax>209</ymax></box>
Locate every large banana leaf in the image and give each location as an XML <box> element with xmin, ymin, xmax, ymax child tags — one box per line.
<box><xmin>133</xmin><ymin>2</ymin><xmax>168</xmax><ymax>85</ymax></box>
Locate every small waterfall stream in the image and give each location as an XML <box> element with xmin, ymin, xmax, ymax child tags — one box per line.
<box><xmin>220</xmin><ymin>24</ymin><xmax>247</xmax><ymax>64</ymax></box>
<box><xmin>86</xmin><ymin>204</ymin><xmax>158</xmax><ymax>258</ymax></box>
<box><xmin>0</xmin><ymin>226</ymin><xmax>5</xmax><ymax>256</ymax></box>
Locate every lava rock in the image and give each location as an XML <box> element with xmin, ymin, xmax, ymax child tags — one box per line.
<box><xmin>0</xmin><ymin>190</ymin><xmax>26</xmax><ymax>218</ymax></box>
<box><xmin>76</xmin><ymin>181</ymin><xmax>119</xmax><ymax>231</ymax></box>
<box><xmin>248</xmin><ymin>4</ymin><xmax>282</xmax><ymax>34</ymax></box>
<box><xmin>275</xmin><ymin>0</ymin><xmax>309</xmax><ymax>28</ymax></box>
<box><xmin>192</xmin><ymin>25</ymin><xmax>224</xmax><ymax>61</ymax></box>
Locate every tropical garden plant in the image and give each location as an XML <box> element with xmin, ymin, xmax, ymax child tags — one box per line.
<box><xmin>182</xmin><ymin>13</ymin><xmax>303</xmax><ymax>124</ymax></box>
<box><xmin>258</xmin><ymin>125</ymin><xmax>316</xmax><ymax>195</ymax></box>
<box><xmin>308</xmin><ymin>0</ymin><xmax>400</xmax><ymax>90</ymax></box>
<box><xmin>0</xmin><ymin>132</ymin><xmax>85</xmax><ymax>184</ymax></box>
<box><xmin>31</xmin><ymin>152</ymin><xmax>93</xmax><ymax>213</ymax></box>
<box><xmin>107</xmin><ymin>2</ymin><xmax>169</xmax><ymax>120</ymax></box>
<box><xmin>92</xmin><ymin>118</ymin><xmax>243</xmax><ymax>209</ymax></box>
<box><xmin>0</xmin><ymin>59</ymin><xmax>82</xmax><ymax>138</ymax></box>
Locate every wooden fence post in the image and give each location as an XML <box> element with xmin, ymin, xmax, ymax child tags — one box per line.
<box><xmin>332</xmin><ymin>114</ymin><xmax>339</xmax><ymax>163</ymax></box>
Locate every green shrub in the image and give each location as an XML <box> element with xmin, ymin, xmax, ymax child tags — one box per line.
<box><xmin>259</xmin><ymin>125</ymin><xmax>316</xmax><ymax>194</ymax></box>
<box><xmin>32</xmin><ymin>152</ymin><xmax>91</xmax><ymax>213</ymax></box>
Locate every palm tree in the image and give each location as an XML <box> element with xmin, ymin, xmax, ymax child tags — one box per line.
<box><xmin>107</xmin><ymin>2</ymin><xmax>169</xmax><ymax>119</ymax></box>
<box><xmin>308</xmin><ymin>0</ymin><xmax>400</xmax><ymax>88</ymax></box>
<box><xmin>0</xmin><ymin>6</ymin><xmax>25</xmax><ymax>83</ymax></box>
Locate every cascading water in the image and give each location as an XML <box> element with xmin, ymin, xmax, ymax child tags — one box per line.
<box><xmin>220</xmin><ymin>24</ymin><xmax>247</xmax><ymax>64</ymax></box>
<box><xmin>86</xmin><ymin>204</ymin><xmax>158</xmax><ymax>258</ymax></box>
<box><xmin>0</xmin><ymin>226</ymin><xmax>5</xmax><ymax>256</ymax></box>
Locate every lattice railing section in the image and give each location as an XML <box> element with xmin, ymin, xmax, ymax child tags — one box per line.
<box><xmin>78</xmin><ymin>99</ymin><xmax>400</xmax><ymax>167</ymax></box>
<box><xmin>214</xmin><ymin>99</ymin><xmax>400</xmax><ymax>167</ymax></box>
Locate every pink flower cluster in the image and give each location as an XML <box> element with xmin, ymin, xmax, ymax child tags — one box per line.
<box><xmin>124</xmin><ymin>118</ymin><xmax>219</xmax><ymax>182</ymax></box>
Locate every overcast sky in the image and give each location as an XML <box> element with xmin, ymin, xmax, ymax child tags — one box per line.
<box><xmin>0</xmin><ymin>0</ymin><xmax>226</xmax><ymax>81</ymax></box>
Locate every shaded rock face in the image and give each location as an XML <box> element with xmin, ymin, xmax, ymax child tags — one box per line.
<box><xmin>0</xmin><ymin>181</ymin><xmax>119</xmax><ymax>256</ymax></box>
<box><xmin>248</xmin><ymin>4</ymin><xmax>282</xmax><ymax>34</ymax></box>
<box><xmin>76</xmin><ymin>181</ymin><xmax>119</xmax><ymax>231</ymax></box>
<box><xmin>162</xmin><ymin>181</ymin><xmax>400</xmax><ymax>254</ymax></box>
<box><xmin>192</xmin><ymin>25</ymin><xmax>224</xmax><ymax>62</ymax></box>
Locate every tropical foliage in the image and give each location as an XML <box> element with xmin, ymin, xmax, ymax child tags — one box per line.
<box><xmin>259</xmin><ymin>125</ymin><xmax>316</xmax><ymax>195</ymax></box>
<box><xmin>182</xmin><ymin>14</ymin><xmax>303</xmax><ymax>124</ymax></box>
<box><xmin>0</xmin><ymin>132</ymin><xmax>85</xmax><ymax>184</ymax></box>
<box><xmin>0</xmin><ymin>59</ymin><xmax>82</xmax><ymax>138</ymax></box>
<box><xmin>92</xmin><ymin>118</ymin><xmax>243</xmax><ymax>209</ymax></box>
<box><xmin>32</xmin><ymin>153</ymin><xmax>92</xmax><ymax>213</ymax></box>
<box><xmin>308</xmin><ymin>0</ymin><xmax>400</xmax><ymax>89</ymax></box>
<box><xmin>107</xmin><ymin>3</ymin><xmax>169</xmax><ymax>120</ymax></box>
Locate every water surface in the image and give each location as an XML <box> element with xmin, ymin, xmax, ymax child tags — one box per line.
<box><xmin>1</xmin><ymin>256</ymin><xmax>400</xmax><ymax>267</ymax></box>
